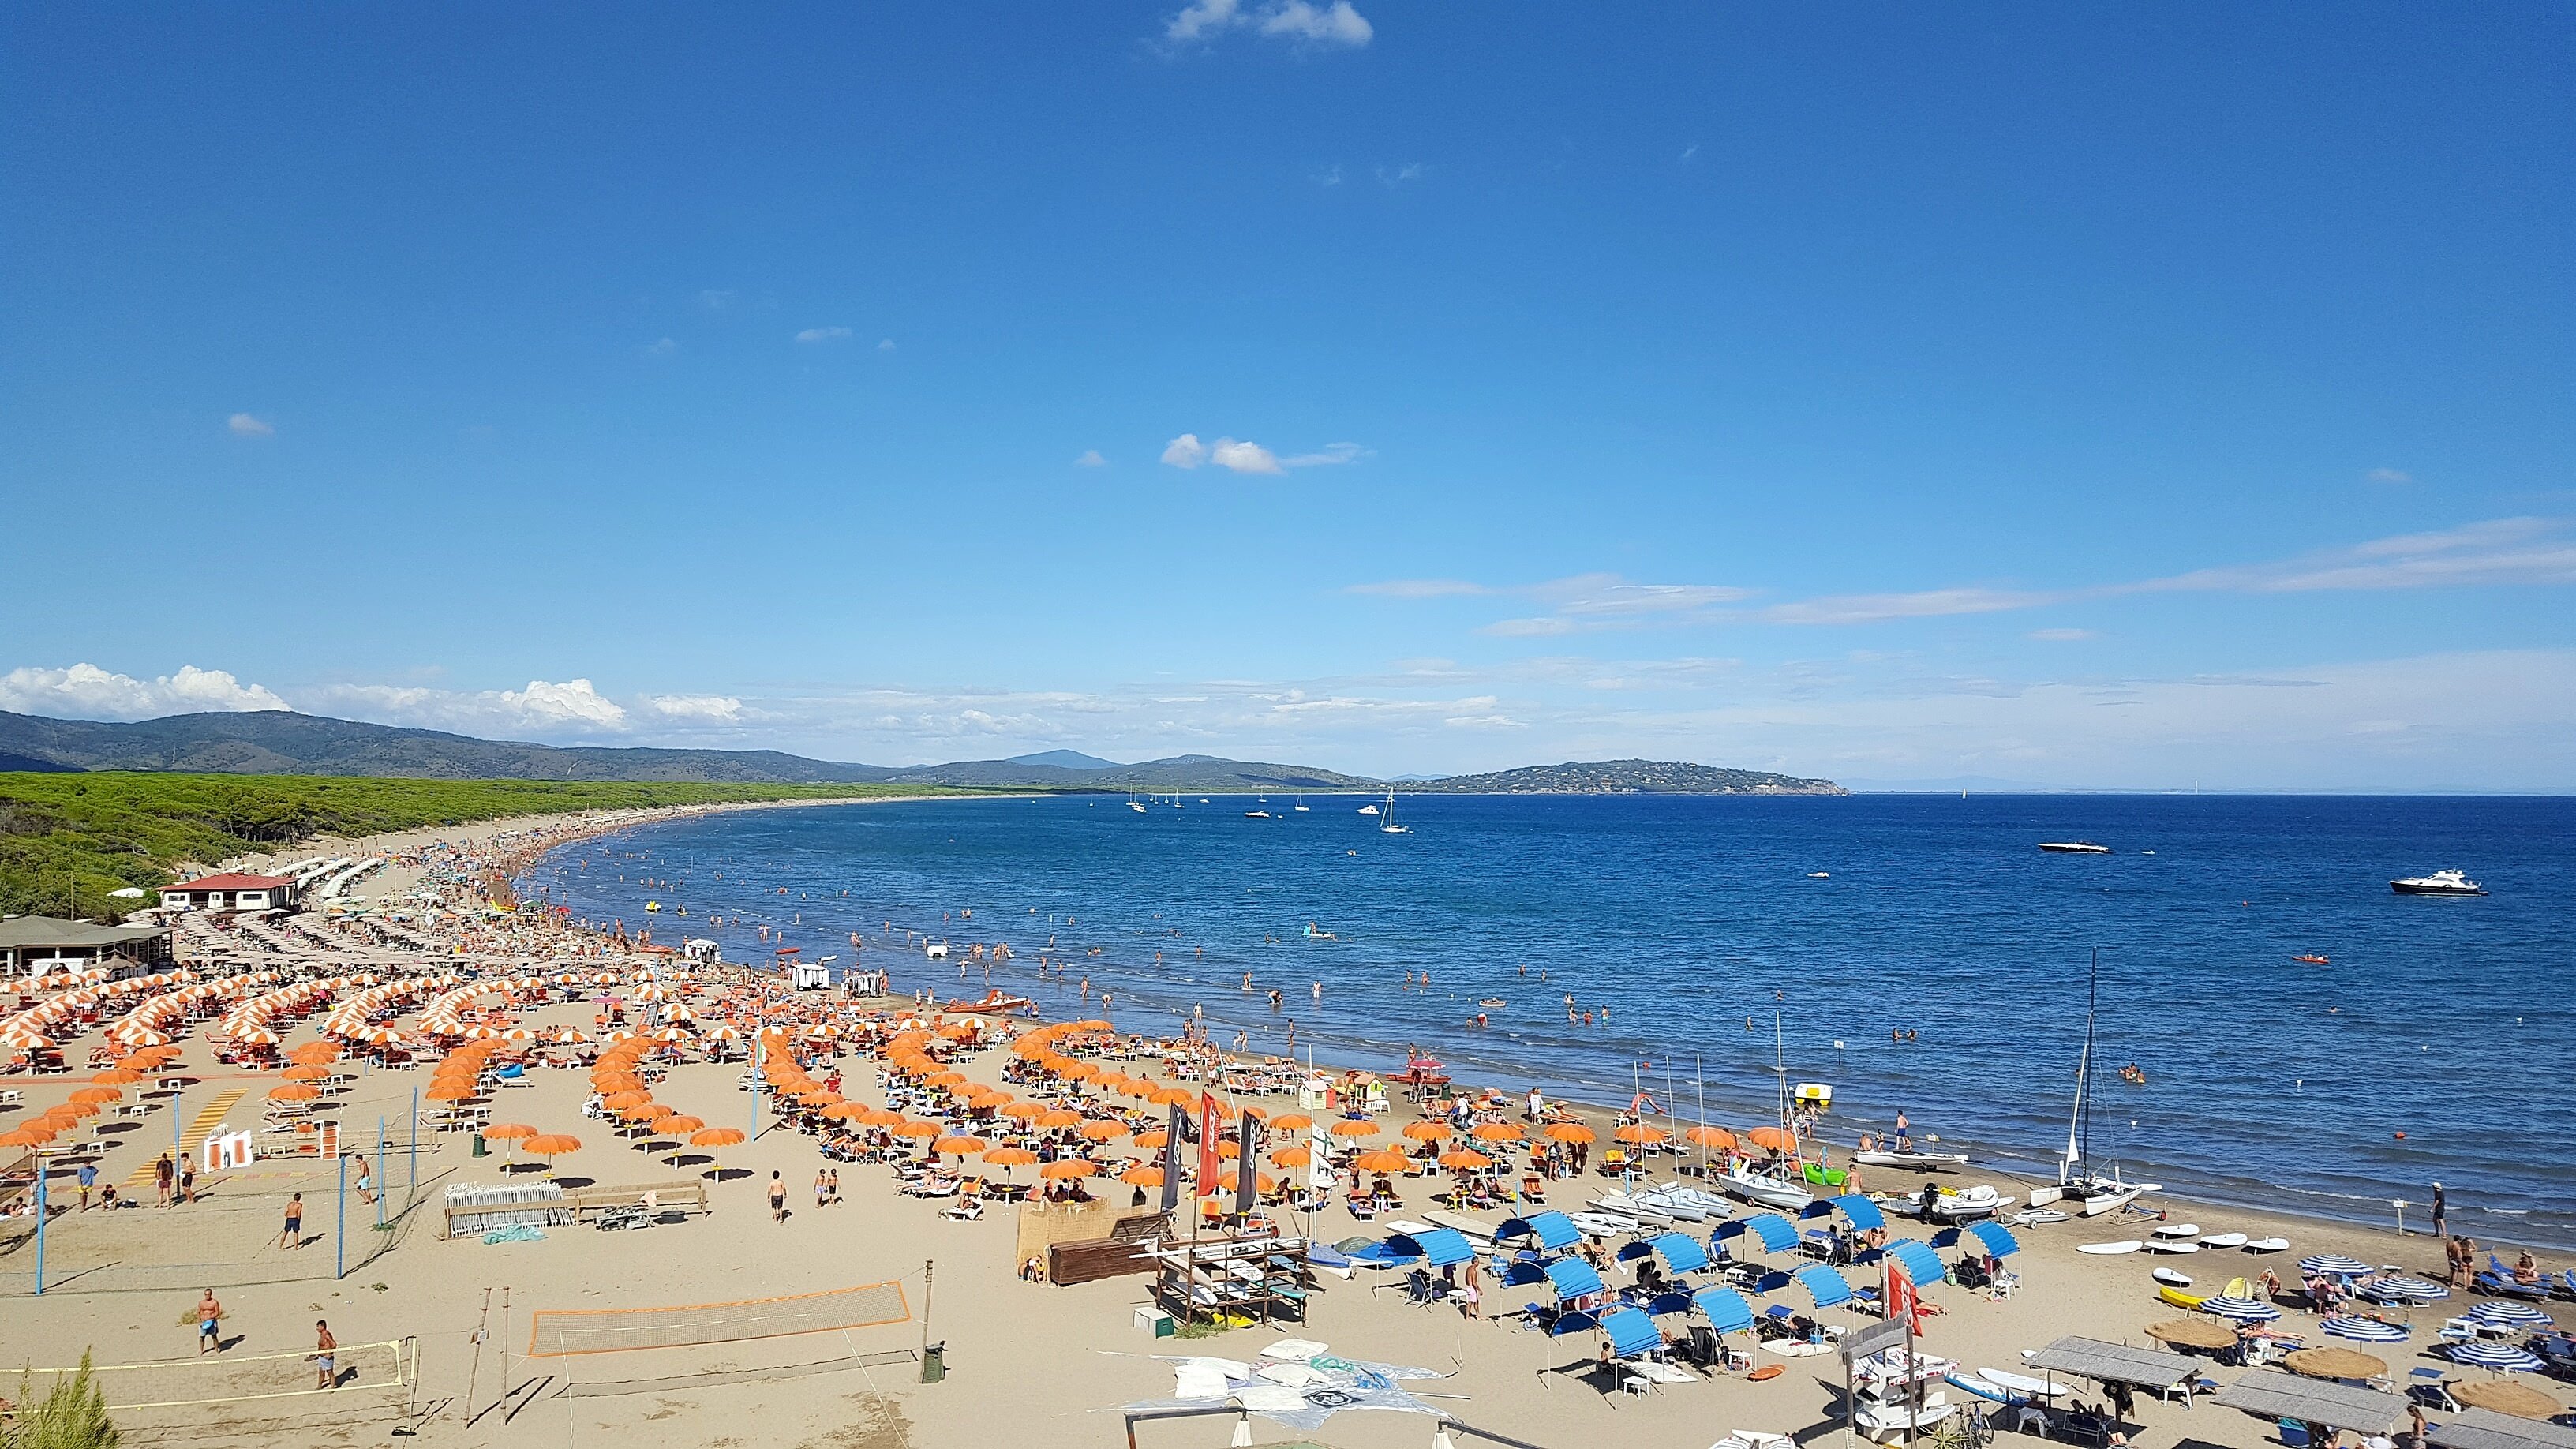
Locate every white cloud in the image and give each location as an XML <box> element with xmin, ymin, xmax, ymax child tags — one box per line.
<box><xmin>2368</xmin><ymin>467</ymin><xmax>2413</xmax><ymax>485</ymax></box>
<box><xmin>2028</xmin><ymin>627</ymin><xmax>2098</xmax><ymax>642</ymax></box>
<box><xmin>695</xmin><ymin>290</ymin><xmax>736</xmax><ymax>311</ymax></box>
<box><xmin>227</xmin><ymin>414</ymin><xmax>273</xmax><ymax>437</ymax></box>
<box><xmin>1166</xmin><ymin>0</ymin><xmax>1370</xmax><ymax>47</ymax></box>
<box><xmin>1161</xmin><ymin>434</ymin><xmax>1208</xmax><ymax>468</ymax></box>
<box><xmin>1482</xmin><ymin>616</ymin><xmax>1582</xmax><ymax>638</ymax></box>
<box><xmin>496</xmin><ymin>680</ymin><xmax>629</xmax><ymax>731</ymax></box>
<box><xmin>1763</xmin><ymin>586</ymin><xmax>2053</xmax><ymax>627</ymax></box>
<box><xmin>1680</xmin><ymin>142</ymin><xmax>1700</xmax><ymax>163</ymax></box>
<box><xmin>647</xmin><ymin>694</ymin><xmax>744</xmax><ymax>723</ymax></box>
<box><xmin>1375</xmin><ymin>162</ymin><xmax>1426</xmax><ymax>187</ymax></box>
<box><xmin>1281</xmin><ymin>442</ymin><xmax>1368</xmax><ymax>466</ymax></box>
<box><xmin>2139</xmin><ymin>517</ymin><xmax>2576</xmax><ymax>595</ymax></box>
<box><xmin>0</xmin><ymin>663</ymin><xmax>290</xmax><ymax>720</ymax></box>
<box><xmin>645</xmin><ymin>337</ymin><xmax>680</xmax><ymax>358</ymax></box>
<box><xmin>1208</xmin><ymin>437</ymin><xmax>1282</xmax><ymax>474</ymax></box>
<box><xmin>795</xmin><ymin>326</ymin><xmax>852</xmax><ymax>343</ymax></box>
<box><xmin>1074</xmin><ymin>450</ymin><xmax>1107</xmax><ymax>468</ymax></box>
<box><xmin>877</xmin><ymin>338</ymin><xmax>896</xmax><ymax>351</ymax></box>
<box><xmin>1346</xmin><ymin>579</ymin><xmax>1495</xmax><ymax>599</ymax></box>
<box><xmin>1312</xmin><ymin>163</ymin><xmax>1344</xmax><ymax>188</ymax></box>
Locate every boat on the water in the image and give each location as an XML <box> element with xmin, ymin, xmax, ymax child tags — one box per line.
<box><xmin>1376</xmin><ymin>788</ymin><xmax>1410</xmax><ymax>834</ymax></box>
<box><xmin>2039</xmin><ymin>841</ymin><xmax>2112</xmax><ymax>854</ymax></box>
<box><xmin>2391</xmin><ymin>869</ymin><xmax>2484</xmax><ymax>897</ymax></box>
<box><xmin>1356</xmin><ymin>802</ymin><xmax>1380</xmax><ymax>815</ymax></box>
<box><xmin>2290</xmin><ymin>953</ymin><xmax>2329</xmax><ymax>964</ymax></box>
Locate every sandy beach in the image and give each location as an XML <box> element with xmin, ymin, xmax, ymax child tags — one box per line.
<box><xmin>1</xmin><ymin>799</ymin><xmax>2565</xmax><ymax>1449</ymax></box>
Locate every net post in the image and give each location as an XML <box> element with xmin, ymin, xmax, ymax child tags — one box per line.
<box><xmin>408</xmin><ymin>1085</ymin><xmax>418</xmax><ymax>1204</ymax></box>
<box><xmin>34</xmin><ymin>1170</ymin><xmax>47</xmax><ymax>1294</ymax></box>
<box><xmin>918</xmin><ymin>1260</ymin><xmax>934</xmax><ymax>1382</ymax></box>
<box><xmin>337</xmin><ymin>1152</ymin><xmax>348</xmax><ymax>1280</ymax></box>
<box><xmin>376</xmin><ymin>1116</ymin><xmax>387</xmax><ymax>1231</ymax></box>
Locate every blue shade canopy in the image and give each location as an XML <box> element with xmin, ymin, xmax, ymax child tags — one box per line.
<box><xmin>1965</xmin><ymin>1221</ymin><xmax>2020</xmax><ymax>1257</ymax></box>
<box><xmin>1717</xmin><ymin>1213</ymin><xmax>1799</xmax><ymax>1252</ymax></box>
<box><xmin>1795</xmin><ymin>1264</ymin><xmax>1856</xmax><ymax>1308</ymax></box>
<box><xmin>1386</xmin><ymin>1227</ymin><xmax>1476</xmax><ymax>1267</ymax></box>
<box><xmin>1550</xmin><ymin>1309</ymin><xmax>1601</xmax><ymax>1338</ymax></box>
<box><xmin>1692</xmin><ymin>1286</ymin><xmax>1757</xmax><ymax>1334</ymax></box>
<box><xmin>1598</xmin><ymin>1306</ymin><xmax>1664</xmax><ymax>1359</ymax></box>
<box><xmin>1545</xmin><ymin>1258</ymin><xmax>1606</xmax><ymax>1301</ymax></box>
<box><xmin>1500</xmin><ymin>1211</ymin><xmax>1582</xmax><ymax>1250</ymax></box>
<box><xmin>1649</xmin><ymin>1231</ymin><xmax>1712</xmax><ymax>1274</ymax></box>
<box><xmin>1828</xmin><ymin>1193</ymin><xmax>1885</xmax><ymax>1230</ymax></box>
<box><xmin>1885</xmin><ymin>1239</ymin><xmax>1948</xmax><ymax>1283</ymax></box>
<box><xmin>1501</xmin><ymin>1260</ymin><xmax>1550</xmax><ymax>1287</ymax></box>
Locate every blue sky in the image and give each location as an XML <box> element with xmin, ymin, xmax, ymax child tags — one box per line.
<box><xmin>4</xmin><ymin>3</ymin><xmax>2571</xmax><ymax>788</ymax></box>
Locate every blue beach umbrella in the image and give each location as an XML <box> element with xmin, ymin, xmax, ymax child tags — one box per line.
<box><xmin>2446</xmin><ymin>1341</ymin><xmax>2545</xmax><ymax>1372</ymax></box>
<box><xmin>2373</xmin><ymin>1276</ymin><xmax>2448</xmax><ymax>1301</ymax></box>
<box><xmin>2300</xmin><ymin>1254</ymin><xmax>2372</xmax><ymax>1278</ymax></box>
<box><xmin>2466</xmin><ymin>1301</ymin><xmax>2552</xmax><ymax>1327</ymax></box>
<box><xmin>2203</xmin><ymin>1296</ymin><xmax>2282</xmax><ymax>1324</ymax></box>
<box><xmin>2321</xmin><ymin>1316</ymin><xmax>2411</xmax><ymax>1344</ymax></box>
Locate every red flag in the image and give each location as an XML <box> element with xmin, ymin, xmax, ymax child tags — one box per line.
<box><xmin>1885</xmin><ymin>1260</ymin><xmax>1923</xmax><ymax>1334</ymax></box>
<box><xmin>1198</xmin><ymin>1094</ymin><xmax>1222</xmax><ymax>1193</ymax></box>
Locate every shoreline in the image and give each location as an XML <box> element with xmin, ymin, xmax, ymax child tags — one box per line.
<box><xmin>504</xmin><ymin>797</ymin><xmax>2569</xmax><ymax>1256</ymax></box>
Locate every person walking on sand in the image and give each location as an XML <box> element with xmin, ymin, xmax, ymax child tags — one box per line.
<box><xmin>77</xmin><ymin>1161</ymin><xmax>96</xmax><ymax>1211</ymax></box>
<box><xmin>2429</xmin><ymin>1181</ymin><xmax>2447</xmax><ymax>1242</ymax></box>
<box><xmin>354</xmin><ymin>1156</ymin><xmax>375</xmax><ymax>1207</ymax></box>
<box><xmin>197</xmin><ymin>1289</ymin><xmax>223</xmax><ymax>1354</ymax></box>
<box><xmin>769</xmin><ymin>1171</ymin><xmax>787</xmax><ymax>1222</ymax></box>
<box><xmin>178</xmin><ymin>1155</ymin><xmax>195</xmax><ymax>1204</ymax></box>
<box><xmin>281</xmin><ymin>1193</ymin><xmax>303</xmax><ymax>1249</ymax></box>
<box><xmin>155</xmin><ymin>1152</ymin><xmax>175</xmax><ymax>1208</ymax></box>
<box><xmin>312</xmin><ymin>1320</ymin><xmax>337</xmax><ymax>1389</ymax></box>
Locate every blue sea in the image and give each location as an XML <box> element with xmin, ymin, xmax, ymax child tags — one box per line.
<box><xmin>521</xmin><ymin>793</ymin><xmax>2576</xmax><ymax>1246</ymax></box>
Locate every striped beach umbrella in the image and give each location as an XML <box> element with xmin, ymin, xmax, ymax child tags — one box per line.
<box><xmin>2300</xmin><ymin>1254</ymin><xmax>2372</xmax><ymax>1278</ymax></box>
<box><xmin>2321</xmin><ymin>1316</ymin><xmax>2410</xmax><ymax>1343</ymax></box>
<box><xmin>2374</xmin><ymin>1275</ymin><xmax>2449</xmax><ymax>1301</ymax></box>
<box><xmin>2465</xmin><ymin>1301</ymin><xmax>2553</xmax><ymax>1328</ymax></box>
<box><xmin>2203</xmin><ymin>1296</ymin><xmax>2282</xmax><ymax>1324</ymax></box>
<box><xmin>2447</xmin><ymin>1341</ymin><xmax>2545</xmax><ymax>1372</ymax></box>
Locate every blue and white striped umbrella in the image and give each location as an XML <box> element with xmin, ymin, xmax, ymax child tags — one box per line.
<box><xmin>2203</xmin><ymin>1295</ymin><xmax>2282</xmax><ymax>1323</ymax></box>
<box><xmin>2466</xmin><ymin>1301</ymin><xmax>2554</xmax><ymax>1327</ymax></box>
<box><xmin>2322</xmin><ymin>1316</ymin><xmax>2411</xmax><ymax>1343</ymax></box>
<box><xmin>2376</xmin><ymin>1276</ymin><xmax>2449</xmax><ymax>1301</ymax></box>
<box><xmin>2447</xmin><ymin>1341</ymin><xmax>2545</xmax><ymax>1372</ymax></box>
<box><xmin>2300</xmin><ymin>1254</ymin><xmax>2372</xmax><ymax>1277</ymax></box>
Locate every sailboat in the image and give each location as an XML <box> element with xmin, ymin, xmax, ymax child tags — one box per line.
<box><xmin>1376</xmin><ymin>788</ymin><xmax>1410</xmax><ymax>834</ymax></box>
<box><xmin>1293</xmin><ymin>794</ymin><xmax>1309</xmax><ymax>812</ymax></box>
<box><xmin>1713</xmin><ymin>1012</ymin><xmax>1816</xmax><ymax>1211</ymax></box>
<box><xmin>2036</xmin><ymin>948</ymin><xmax>2160</xmax><ymax>1217</ymax></box>
<box><xmin>1127</xmin><ymin>789</ymin><xmax>1147</xmax><ymax>814</ymax></box>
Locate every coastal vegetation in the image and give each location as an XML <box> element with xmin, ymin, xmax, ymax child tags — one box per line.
<box><xmin>0</xmin><ymin>773</ymin><xmax>949</xmax><ymax>922</ymax></box>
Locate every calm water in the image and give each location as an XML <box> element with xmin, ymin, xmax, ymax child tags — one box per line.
<box><xmin>522</xmin><ymin>793</ymin><xmax>2576</xmax><ymax>1245</ymax></box>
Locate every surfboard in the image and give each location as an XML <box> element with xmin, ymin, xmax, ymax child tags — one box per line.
<box><xmin>2200</xmin><ymin>1232</ymin><xmax>2248</xmax><ymax>1249</ymax></box>
<box><xmin>2245</xmin><ymin>1237</ymin><xmax>2291</xmax><ymax>1253</ymax></box>
<box><xmin>2077</xmin><ymin>1241</ymin><xmax>2141</xmax><ymax>1255</ymax></box>
<box><xmin>2152</xmin><ymin>1222</ymin><xmax>2202</xmax><ymax>1237</ymax></box>
<box><xmin>2153</xmin><ymin>1267</ymin><xmax>2193</xmax><ymax>1286</ymax></box>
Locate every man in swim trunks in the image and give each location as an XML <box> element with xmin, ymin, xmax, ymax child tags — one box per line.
<box><xmin>313</xmin><ymin>1320</ymin><xmax>336</xmax><ymax>1389</ymax></box>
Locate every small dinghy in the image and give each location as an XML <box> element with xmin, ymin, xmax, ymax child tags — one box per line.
<box><xmin>2245</xmin><ymin>1237</ymin><xmax>2291</xmax><ymax>1253</ymax></box>
<box><xmin>2153</xmin><ymin>1222</ymin><xmax>2202</xmax><ymax>1237</ymax></box>
<box><xmin>2077</xmin><ymin>1241</ymin><xmax>2142</xmax><ymax>1255</ymax></box>
<box><xmin>1925</xmin><ymin>1184</ymin><xmax>2018</xmax><ymax>1222</ymax></box>
<box><xmin>2200</xmin><ymin>1232</ymin><xmax>2248</xmax><ymax>1249</ymax></box>
<box><xmin>2153</xmin><ymin>1267</ymin><xmax>2193</xmax><ymax>1286</ymax></box>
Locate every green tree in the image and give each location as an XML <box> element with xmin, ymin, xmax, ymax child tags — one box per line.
<box><xmin>6</xmin><ymin>1352</ymin><xmax>121</xmax><ymax>1449</ymax></box>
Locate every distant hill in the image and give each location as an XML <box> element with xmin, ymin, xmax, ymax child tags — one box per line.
<box><xmin>1406</xmin><ymin>758</ymin><xmax>1847</xmax><ymax>795</ymax></box>
<box><xmin>0</xmin><ymin>710</ymin><xmax>1842</xmax><ymax>795</ymax></box>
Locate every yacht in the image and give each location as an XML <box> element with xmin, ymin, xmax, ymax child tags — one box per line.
<box><xmin>2391</xmin><ymin>869</ymin><xmax>2485</xmax><ymax>897</ymax></box>
<box><xmin>2039</xmin><ymin>841</ymin><xmax>2112</xmax><ymax>854</ymax></box>
<box><xmin>1356</xmin><ymin>802</ymin><xmax>1380</xmax><ymax>815</ymax></box>
<box><xmin>1377</xmin><ymin>789</ymin><xmax>1410</xmax><ymax>834</ymax></box>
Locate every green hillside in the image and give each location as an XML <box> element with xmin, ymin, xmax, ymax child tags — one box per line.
<box><xmin>0</xmin><ymin>773</ymin><xmax>949</xmax><ymax>922</ymax></box>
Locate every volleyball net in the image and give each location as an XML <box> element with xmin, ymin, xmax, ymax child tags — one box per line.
<box><xmin>22</xmin><ymin>1338</ymin><xmax>414</xmax><ymax>1413</ymax></box>
<box><xmin>525</xmin><ymin>1279</ymin><xmax>911</xmax><ymax>1357</ymax></box>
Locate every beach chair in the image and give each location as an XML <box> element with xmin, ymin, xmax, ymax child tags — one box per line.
<box><xmin>2276</xmin><ymin>1420</ymin><xmax>2313</xmax><ymax>1449</ymax></box>
<box><xmin>941</xmin><ymin>1196</ymin><xmax>984</xmax><ymax>1222</ymax></box>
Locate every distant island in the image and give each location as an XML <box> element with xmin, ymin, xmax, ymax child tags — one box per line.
<box><xmin>0</xmin><ymin>709</ymin><xmax>1842</xmax><ymax>796</ymax></box>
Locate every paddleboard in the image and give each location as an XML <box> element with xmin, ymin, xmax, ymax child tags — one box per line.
<box><xmin>2077</xmin><ymin>1241</ymin><xmax>2141</xmax><ymax>1255</ymax></box>
<box><xmin>1981</xmin><ymin>1368</ymin><xmax>2072</xmax><ymax>1397</ymax></box>
<box><xmin>2200</xmin><ymin>1232</ymin><xmax>2248</xmax><ymax>1249</ymax></box>
<box><xmin>2153</xmin><ymin>1267</ymin><xmax>2193</xmax><ymax>1286</ymax></box>
<box><xmin>2158</xmin><ymin>1284</ymin><xmax>2211</xmax><ymax>1309</ymax></box>
<box><xmin>2245</xmin><ymin>1237</ymin><xmax>2291</xmax><ymax>1253</ymax></box>
<box><xmin>2142</xmin><ymin>1239</ymin><xmax>2201</xmax><ymax>1253</ymax></box>
<box><xmin>2152</xmin><ymin>1222</ymin><xmax>2202</xmax><ymax>1238</ymax></box>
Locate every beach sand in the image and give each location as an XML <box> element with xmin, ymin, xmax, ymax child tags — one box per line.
<box><xmin>3</xmin><ymin>800</ymin><xmax>2560</xmax><ymax>1449</ymax></box>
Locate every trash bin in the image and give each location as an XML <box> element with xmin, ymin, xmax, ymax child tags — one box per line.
<box><xmin>919</xmin><ymin>1342</ymin><xmax>945</xmax><ymax>1383</ymax></box>
<box><xmin>470</xmin><ymin>1133</ymin><xmax>487</xmax><ymax>1158</ymax></box>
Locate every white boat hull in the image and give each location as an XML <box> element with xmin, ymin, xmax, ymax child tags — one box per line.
<box><xmin>1717</xmin><ymin>1171</ymin><xmax>1814</xmax><ymax>1212</ymax></box>
<box><xmin>1855</xmin><ymin>1151</ymin><xmax>1968</xmax><ymax>1173</ymax></box>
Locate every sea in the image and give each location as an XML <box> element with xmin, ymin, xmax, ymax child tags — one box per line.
<box><xmin>519</xmin><ymin>792</ymin><xmax>2576</xmax><ymax>1246</ymax></box>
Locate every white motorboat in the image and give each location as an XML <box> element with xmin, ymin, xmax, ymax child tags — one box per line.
<box><xmin>1356</xmin><ymin>803</ymin><xmax>1380</xmax><ymax>815</ymax></box>
<box><xmin>1922</xmin><ymin>1183</ymin><xmax>2017</xmax><ymax>1222</ymax></box>
<box><xmin>1854</xmin><ymin>1148</ymin><xmax>1968</xmax><ymax>1173</ymax></box>
<box><xmin>1716</xmin><ymin>1166</ymin><xmax>1814</xmax><ymax>1212</ymax></box>
<box><xmin>1244</xmin><ymin>809</ymin><xmax>1273</xmax><ymax>818</ymax></box>
<box><xmin>2039</xmin><ymin>841</ymin><xmax>2112</xmax><ymax>854</ymax></box>
<box><xmin>2391</xmin><ymin>869</ymin><xmax>2485</xmax><ymax>897</ymax></box>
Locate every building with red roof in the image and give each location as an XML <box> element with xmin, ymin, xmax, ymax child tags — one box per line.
<box><xmin>159</xmin><ymin>872</ymin><xmax>300</xmax><ymax>914</ymax></box>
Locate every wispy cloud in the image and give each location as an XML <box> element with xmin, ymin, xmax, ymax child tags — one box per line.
<box><xmin>227</xmin><ymin>413</ymin><xmax>273</xmax><ymax>437</ymax></box>
<box><xmin>1762</xmin><ymin>586</ymin><xmax>2054</xmax><ymax>627</ymax></box>
<box><xmin>2028</xmin><ymin>627</ymin><xmax>2097</xmax><ymax>642</ymax></box>
<box><xmin>794</xmin><ymin>325</ymin><xmax>852</xmax><ymax>343</ymax></box>
<box><xmin>1311</xmin><ymin>163</ymin><xmax>1344</xmax><ymax>188</ymax></box>
<box><xmin>1375</xmin><ymin>163</ymin><xmax>1427</xmax><ymax>187</ymax></box>
<box><xmin>1165</xmin><ymin>0</ymin><xmax>1371</xmax><ymax>47</ymax></box>
<box><xmin>1345</xmin><ymin>579</ymin><xmax>1496</xmax><ymax>599</ymax></box>
<box><xmin>2368</xmin><ymin>467</ymin><xmax>2413</xmax><ymax>485</ymax></box>
<box><xmin>1074</xmin><ymin>449</ymin><xmax>1107</xmax><ymax>468</ymax></box>
<box><xmin>1163</xmin><ymin>433</ymin><xmax>1366</xmax><ymax>475</ymax></box>
<box><xmin>2136</xmin><ymin>517</ymin><xmax>2576</xmax><ymax>595</ymax></box>
<box><xmin>646</xmin><ymin>694</ymin><xmax>743</xmax><ymax>723</ymax></box>
<box><xmin>644</xmin><ymin>337</ymin><xmax>680</xmax><ymax>358</ymax></box>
